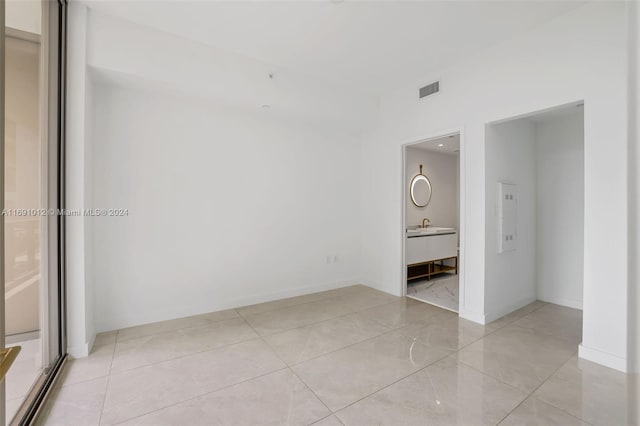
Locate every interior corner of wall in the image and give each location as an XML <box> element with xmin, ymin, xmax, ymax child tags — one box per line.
<box><xmin>578</xmin><ymin>343</ymin><xmax>628</xmax><ymax>373</ymax></box>
<box><xmin>459</xmin><ymin>309</ymin><xmax>486</xmax><ymax>325</ymax></box>
<box><xmin>68</xmin><ymin>334</ymin><xmax>94</xmax><ymax>359</ymax></box>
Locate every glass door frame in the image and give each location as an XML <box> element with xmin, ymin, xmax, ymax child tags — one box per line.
<box><xmin>2</xmin><ymin>1</ymin><xmax>68</xmax><ymax>424</ymax></box>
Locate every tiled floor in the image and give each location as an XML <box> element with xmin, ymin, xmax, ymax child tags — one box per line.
<box><xmin>6</xmin><ymin>338</ymin><xmax>43</xmax><ymax>424</ymax></box>
<box><xmin>38</xmin><ymin>285</ymin><xmax>638</xmax><ymax>425</ymax></box>
<box><xmin>407</xmin><ymin>275</ymin><xmax>459</xmax><ymax>312</ymax></box>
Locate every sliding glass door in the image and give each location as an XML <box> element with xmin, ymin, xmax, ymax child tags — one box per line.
<box><xmin>2</xmin><ymin>1</ymin><xmax>66</xmax><ymax>424</ymax></box>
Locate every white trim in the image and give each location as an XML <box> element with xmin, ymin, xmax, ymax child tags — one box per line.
<box><xmin>68</xmin><ymin>332</ymin><xmax>95</xmax><ymax>359</ymax></box>
<box><xmin>538</xmin><ymin>295</ymin><xmax>583</xmax><ymax>310</ymax></box>
<box><xmin>579</xmin><ymin>343</ymin><xmax>627</xmax><ymax>373</ymax></box>
<box><xmin>484</xmin><ymin>294</ymin><xmax>537</xmax><ymax>324</ymax></box>
<box><xmin>400</xmin><ymin>128</ymin><xmax>465</xmax><ymax>316</ymax></box>
<box><xmin>459</xmin><ymin>309</ymin><xmax>486</xmax><ymax>325</ymax></box>
<box><xmin>95</xmin><ymin>279</ymin><xmax>360</xmax><ymax>335</ymax></box>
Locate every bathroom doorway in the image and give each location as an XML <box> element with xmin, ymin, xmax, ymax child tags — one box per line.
<box><xmin>402</xmin><ymin>132</ymin><xmax>461</xmax><ymax>313</ymax></box>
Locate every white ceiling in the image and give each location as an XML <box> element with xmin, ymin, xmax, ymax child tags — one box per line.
<box><xmin>84</xmin><ymin>0</ymin><xmax>585</xmax><ymax>94</ymax></box>
<box><xmin>412</xmin><ymin>134</ymin><xmax>460</xmax><ymax>155</ymax></box>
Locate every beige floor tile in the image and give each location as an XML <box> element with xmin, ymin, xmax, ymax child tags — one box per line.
<box><xmin>42</xmin><ymin>290</ymin><xmax>629</xmax><ymax>426</ymax></box>
<box><xmin>358</xmin><ymin>298</ymin><xmax>456</xmax><ymax>332</ymax></box>
<box><xmin>7</xmin><ymin>397</ymin><xmax>27</xmax><ymax>424</ymax></box>
<box><xmin>115</xmin><ymin>309</ymin><xmax>239</xmax><ymax>341</ymax></box>
<box><xmin>500</xmin><ymin>397</ymin><xmax>589</xmax><ymax>426</ymax></box>
<box><xmin>117</xmin><ymin>316</ymin><xmax>213</xmax><ymax>341</ymax></box>
<box><xmin>292</xmin><ymin>330</ymin><xmax>451</xmax><ymax>411</ymax></box>
<box><xmin>330</xmin><ymin>289</ymin><xmax>400</xmax><ymax>312</ymax></box>
<box><xmin>487</xmin><ymin>301</ymin><xmax>547</xmax><ymax>330</ymax></box>
<box><xmin>236</xmin><ymin>292</ymin><xmax>331</xmax><ymax>317</ymax></box>
<box><xmin>192</xmin><ymin>308</ymin><xmax>240</xmax><ymax>323</ymax></box>
<box><xmin>318</xmin><ymin>284</ymin><xmax>373</xmax><ymax>296</ymax></box>
<box><xmin>39</xmin><ymin>376</ymin><xmax>108</xmax><ymax>426</ymax></box>
<box><xmin>111</xmin><ymin>317</ymin><xmax>258</xmax><ymax>372</ymax></box>
<box><xmin>512</xmin><ymin>303</ymin><xmax>582</xmax><ymax>344</ymax></box>
<box><xmin>311</xmin><ymin>415</ymin><xmax>344</xmax><ymax>426</ymax></box>
<box><xmin>336</xmin><ymin>356</ymin><xmax>526</xmax><ymax>426</ymax></box>
<box><xmin>60</xmin><ymin>344</ymin><xmax>115</xmax><ymax>386</ymax></box>
<box><xmin>100</xmin><ymin>339</ymin><xmax>285</xmax><ymax>425</ymax></box>
<box><xmin>94</xmin><ymin>331</ymin><xmax>118</xmax><ymax>346</ymax></box>
<box><xmin>244</xmin><ymin>298</ymin><xmax>354</xmax><ymax>336</ymax></box>
<box><xmin>264</xmin><ymin>312</ymin><xmax>391</xmax><ymax>365</ymax></box>
<box><xmin>117</xmin><ymin>369</ymin><xmax>330</xmax><ymax>426</ymax></box>
<box><xmin>458</xmin><ymin>325</ymin><xmax>577</xmax><ymax>393</ymax></box>
<box><xmin>534</xmin><ymin>356</ymin><xmax>632</xmax><ymax>426</ymax></box>
<box><xmin>398</xmin><ymin>316</ymin><xmax>495</xmax><ymax>351</ymax></box>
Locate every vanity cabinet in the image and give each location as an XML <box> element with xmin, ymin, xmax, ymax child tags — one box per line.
<box><xmin>406</xmin><ymin>232</ymin><xmax>458</xmax><ymax>281</ymax></box>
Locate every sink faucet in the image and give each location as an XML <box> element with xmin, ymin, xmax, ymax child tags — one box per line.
<box><xmin>422</xmin><ymin>218</ymin><xmax>430</xmax><ymax>228</ymax></box>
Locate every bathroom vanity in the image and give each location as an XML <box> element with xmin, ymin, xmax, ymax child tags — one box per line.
<box><xmin>406</xmin><ymin>227</ymin><xmax>458</xmax><ymax>281</ymax></box>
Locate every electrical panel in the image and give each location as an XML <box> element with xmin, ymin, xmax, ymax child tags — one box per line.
<box><xmin>498</xmin><ymin>182</ymin><xmax>516</xmax><ymax>253</ymax></box>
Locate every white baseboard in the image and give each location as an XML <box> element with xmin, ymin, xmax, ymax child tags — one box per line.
<box><xmin>579</xmin><ymin>343</ymin><xmax>627</xmax><ymax>372</ymax></box>
<box><xmin>538</xmin><ymin>295</ymin><xmax>583</xmax><ymax>310</ymax></box>
<box><xmin>484</xmin><ymin>295</ymin><xmax>537</xmax><ymax>324</ymax></box>
<box><xmin>68</xmin><ymin>333</ymin><xmax>95</xmax><ymax>358</ymax></box>
<box><xmin>360</xmin><ymin>279</ymin><xmax>402</xmax><ymax>297</ymax></box>
<box><xmin>459</xmin><ymin>309</ymin><xmax>486</xmax><ymax>325</ymax></box>
<box><xmin>96</xmin><ymin>279</ymin><xmax>360</xmax><ymax>334</ymax></box>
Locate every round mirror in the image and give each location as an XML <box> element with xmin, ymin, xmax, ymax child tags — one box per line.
<box><xmin>410</xmin><ymin>165</ymin><xmax>432</xmax><ymax>207</ymax></box>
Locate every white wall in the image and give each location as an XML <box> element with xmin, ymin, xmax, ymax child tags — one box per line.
<box><xmin>629</xmin><ymin>1</ymin><xmax>640</xmax><ymax>375</ymax></box>
<box><xmin>484</xmin><ymin>120</ymin><xmax>537</xmax><ymax>321</ymax></box>
<box><xmin>359</xmin><ymin>2</ymin><xmax>629</xmax><ymax>371</ymax></box>
<box><xmin>65</xmin><ymin>4</ymin><xmax>376</xmax><ymax>345</ymax></box>
<box><xmin>90</xmin><ymin>79</ymin><xmax>362</xmax><ymax>332</ymax></box>
<box><xmin>405</xmin><ymin>147</ymin><xmax>458</xmax><ymax>229</ymax></box>
<box><xmin>535</xmin><ymin>112</ymin><xmax>584</xmax><ymax>309</ymax></box>
<box><xmin>66</xmin><ymin>4</ymin><xmax>94</xmax><ymax>357</ymax></box>
<box><xmin>65</xmin><ymin>1</ymin><xmax>635</xmax><ymax>372</ymax></box>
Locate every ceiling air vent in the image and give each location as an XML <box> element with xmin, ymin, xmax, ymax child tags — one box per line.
<box><xmin>419</xmin><ymin>81</ymin><xmax>439</xmax><ymax>99</ymax></box>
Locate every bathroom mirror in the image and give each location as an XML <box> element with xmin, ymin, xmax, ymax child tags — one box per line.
<box><xmin>410</xmin><ymin>165</ymin><xmax>432</xmax><ymax>207</ymax></box>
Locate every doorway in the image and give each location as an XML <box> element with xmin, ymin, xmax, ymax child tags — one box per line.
<box><xmin>483</xmin><ymin>102</ymin><xmax>585</xmax><ymax>323</ymax></box>
<box><xmin>402</xmin><ymin>132</ymin><xmax>461</xmax><ymax>313</ymax></box>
